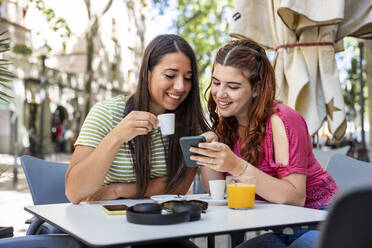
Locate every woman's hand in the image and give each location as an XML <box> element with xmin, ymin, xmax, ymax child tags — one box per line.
<box><xmin>201</xmin><ymin>131</ymin><xmax>218</xmax><ymax>142</ymax></box>
<box><xmin>190</xmin><ymin>141</ymin><xmax>247</xmax><ymax>176</ymax></box>
<box><xmin>85</xmin><ymin>183</ymin><xmax>123</xmax><ymax>202</ymax></box>
<box><xmin>85</xmin><ymin>183</ymin><xmax>137</xmax><ymax>201</ymax></box>
<box><xmin>114</xmin><ymin>111</ymin><xmax>158</xmax><ymax>143</ymax></box>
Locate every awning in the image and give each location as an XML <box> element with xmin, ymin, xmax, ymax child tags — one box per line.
<box><xmin>229</xmin><ymin>0</ymin><xmax>372</xmax><ymax>140</ymax></box>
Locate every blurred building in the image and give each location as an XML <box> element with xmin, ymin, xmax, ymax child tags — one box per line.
<box><xmin>0</xmin><ymin>0</ymin><xmax>151</xmax><ymax>156</ymax></box>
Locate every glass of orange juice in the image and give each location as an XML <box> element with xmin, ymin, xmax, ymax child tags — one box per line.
<box><xmin>227</xmin><ymin>176</ymin><xmax>256</xmax><ymax>209</ymax></box>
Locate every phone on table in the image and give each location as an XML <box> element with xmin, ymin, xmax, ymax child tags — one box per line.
<box><xmin>179</xmin><ymin>136</ymin><xmax>206</xmax><ymax>167</ymax></box>
<box><xmin>101</xmin><ymin>204</ymin><xmax>128</xmax><ymax>215</ymax></box>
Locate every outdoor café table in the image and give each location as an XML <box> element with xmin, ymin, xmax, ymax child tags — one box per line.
<box><xmin>24</xmin><ymin>198</ymin><xmax>327</xmax><ymax>248</ymax></box>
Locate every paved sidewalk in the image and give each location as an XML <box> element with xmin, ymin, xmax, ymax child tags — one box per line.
<box><xmin>0</xmin><ymin>168</ymin><xmax>32</xmax><ymax>237</ymax></box>
<box><xmin>0</xmin><ymin>153</ymin><xmax>72</xmax><ymax>237</ymax></box>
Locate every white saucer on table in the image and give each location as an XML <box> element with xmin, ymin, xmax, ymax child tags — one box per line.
<box><xmin>150</xmin><ymin>194</ymin><xmax>186</xmax><ymax>203</ymax></box>
<box><xmin>199</xmin><ymin>195</ymin><xmax>227</xmax><ymax>205</ymax></box>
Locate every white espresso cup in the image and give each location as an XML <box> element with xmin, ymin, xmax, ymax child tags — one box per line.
<box><xmin>209</xmin><ymin>180</ymin><xmax>226</xmax><ymax>200</ymax></box>
<box><xmin>157</xmin><ymin>113</ymin><xmax>175</xmax><ymax>136</ymax></box>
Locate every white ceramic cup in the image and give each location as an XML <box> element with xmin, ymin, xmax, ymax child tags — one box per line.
<box><xmin>209</xmin><ymin>180</ymin><xmax>226</xmax><ymax>200</ymax></box>
<box><xmin>157</xmin><ymin>113</ymin><xmax>175</xmax><ymax>136</ymax></box>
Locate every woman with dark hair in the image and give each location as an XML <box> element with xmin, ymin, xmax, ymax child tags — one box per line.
<box><xmin>191</xmin><ymin>39</ymin><xmax>338</xmax><ymax>247</ymax></box>
<box><xmin>65</xmin><ymin>34</ymin><xmax>209</xmax><ymax>205</ymax></box>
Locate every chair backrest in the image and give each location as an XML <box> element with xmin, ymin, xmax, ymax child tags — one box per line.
<box><xmin>326</xmin><ymin>154</ymin><xmax>372</xmax><ymax>192</ymax></box>
<box><xmin>0</xmin><ymin>234</ymin><xmax>83</xmax><ymax>248</ymax></box>
<box><xmin>20</xmin><ymin>155</ymin><xmax>69</xmax><ymax>205</ymax></box>
<box><xmin>312</xmin><ymin>146</ymin><xmax>350</xmax><ymax>169</ymax></box>
<box><xmin>317</xmin><ymin>186</ymin><xmax>372</xmax><ymax>248</ymax></box>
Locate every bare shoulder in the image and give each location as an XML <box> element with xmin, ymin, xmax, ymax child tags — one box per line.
<box><xmin>270</xmin><ymin>114</ymin><xmax>289</xmax><ymax>165</ymax></box>
<box><xmin>270</xmin><ymin>114</ymin><xmax>286</xmax><ymax>136</ymax></box>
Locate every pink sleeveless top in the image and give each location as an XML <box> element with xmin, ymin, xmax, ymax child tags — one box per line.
<box><xmin>231</xmin><ymin>103</ymin><xmax>338</xmax><ymax>209</ymax></box>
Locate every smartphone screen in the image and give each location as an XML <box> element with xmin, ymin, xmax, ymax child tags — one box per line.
<box><xmin>102</xmin><ymin>204</ymin><xmax>128</xmax><ymax>215</ymax></box>
<box><xmin>179</xmin><ymin>136</ymin><xmax>206</xmax><ymax>167</ymax></box>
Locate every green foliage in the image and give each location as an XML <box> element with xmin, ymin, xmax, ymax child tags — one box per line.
<box><xmin>175</xmin><ymin>0</ymin><xmax>232</xmax><ymax>76</ymax></box>
<box><xmin>12</xmin><ymin>43</ymin><xmax>32</xmax><ymax>55</ymax></box>
<box><xmin>0</xmin><ymin>30</ymin><xmax>15</xmax><ymax>103</ymax></box>
<box><xmin>172</xmin><ymin>0</ymin><xmax>233</xmax><ymax>105</ymax></box>
<box><xmin>28</xmin><ymin>0</ymin><xmax>72</xmax><ymax>51</ymax></box>
<box><xmin>340</xmin><ymin>38</ymin><xmax>364</xmax><ymax>123</ymax></box>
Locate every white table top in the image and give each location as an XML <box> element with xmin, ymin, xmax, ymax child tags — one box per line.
<box><xmin>25</xmin><ymin>198</ymin><xmax>327</xmax><ymax>247</ymax></box>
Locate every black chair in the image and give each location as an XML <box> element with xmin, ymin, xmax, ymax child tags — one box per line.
<box><xmin>0</xmin><ymin>226</ymin><xmax>13</xmax><ymax>238</ymax></box>
<box><xmin>0</xmin><ymin>234</ymin><xmax>83</xmax><ymax>248</ymax></box>
<box><xmin>317</xmin><ymin>186</ymin><xmax>372</xmax><ymax>248</ymax></box>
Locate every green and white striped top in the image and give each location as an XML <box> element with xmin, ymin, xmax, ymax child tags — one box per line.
<box><xmin>75</xmin><ymin>95</ymin><xmax>168</xmax><ymax>184</ymax></box>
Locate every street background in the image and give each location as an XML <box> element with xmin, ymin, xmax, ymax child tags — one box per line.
<box><xmin>1</xmin><ymin>0</ymin><xmax>372</xmax><ymax>246</ymax></box>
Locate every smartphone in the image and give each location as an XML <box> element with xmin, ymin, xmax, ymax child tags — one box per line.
<box><xmin>101</xmin><ymin>204</ymin><xmax>128</xmax><ymax>215</ymax></box>
<box><xmin>179</xmin><ymin>136</ymin><xmax>206</xmax><ymax>167</ymax></box>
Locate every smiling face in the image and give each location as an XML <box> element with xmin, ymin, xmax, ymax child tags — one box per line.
<box><xmin>148</xmin><ymin>52</ymin><xmax>192</xmax><ymax>115</ymax></box>
<box><xmin>211</xmin><ymin>63</ymin><xmax>256</xmax><ymax>125</ymax></box>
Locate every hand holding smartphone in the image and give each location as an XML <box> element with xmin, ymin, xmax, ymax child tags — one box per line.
<box><xmin>179</xmin><ymin>136</ymin><xmax>206</xmax><ymax>167</ymax></box>
<box><xmin>101</xmin><ymin>204</ymin><xmax>128</xmax><ymax>215</ymax></box>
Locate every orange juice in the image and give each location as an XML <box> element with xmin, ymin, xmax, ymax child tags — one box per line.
<box><xmin>227</xmin><ymin>183</ymin><xmax>256</xmax><ymax>209</ymax></box>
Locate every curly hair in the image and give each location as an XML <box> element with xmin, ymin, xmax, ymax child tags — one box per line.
<box><xmin>205</xmin><ymin>39</ymin><xmax>277</xmax><ymax>166</ymax></box>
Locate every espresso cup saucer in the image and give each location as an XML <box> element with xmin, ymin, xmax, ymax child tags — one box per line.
<box><xmin>199</xmin><ymin>195</ymin><xmax>227</xmax><ymax>205</ymax></box>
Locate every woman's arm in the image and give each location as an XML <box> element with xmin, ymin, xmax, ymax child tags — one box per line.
<box><xmin>263</xmin><ymin>114</ymin><xmax>306</xmax><ymax>206</ymax></box>
<box><xmin>86</xmin><ymin>167</ymin><xmax>198</xmax><ymax>201</ymax></box>
<box><xmin>85</xmin><ymin>177</ymin><xmax>167</xmax><ymax>201</ymax></box>
<box><xmin>123</xmin><ymin>167</ymin><xmax>197</xmax><ymax>197</ymax></box>
<box><xmin>191</xmin><ymin>115</ymin><xmax>307</xmax><ymax>206</ymax></box>
<box><xmin>65</xmin><ymin>111</ymin><xmax>158</xmax><ymax>204</ymax></box>
<box><xmin>65</xmin><ymin>136</ymin><xmax>122</xmax><ymax>204</ymax></box>
<box><xmin>243</xmin><ymin>163</ymin><xmax>306</xmax><ymax>206</ymax></box>
<box><xmin>199</xmin><ymin>131</ymin><xmax>224</xmax><ymax>193</ymax></box>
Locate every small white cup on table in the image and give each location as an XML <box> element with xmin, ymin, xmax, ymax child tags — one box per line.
<box><xmin>208</xmin><ymin>180</ymin><xmax>226</xmax><ymax>200</ymax></box>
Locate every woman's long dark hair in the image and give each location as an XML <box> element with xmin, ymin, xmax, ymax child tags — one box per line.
<box><xmin>125</xmin><ymin>34</ymin><xmax>209</xmax><ymax>198</ymax></box>
<box><xmin>205</xmin><ymin>39</ymin><xmax>277</xmax><ymax>166</ymax></box>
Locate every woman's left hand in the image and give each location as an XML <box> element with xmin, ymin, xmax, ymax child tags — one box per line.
<box><xmin>190</xmin><ymin>141</ymin><xmax>245</xmax><ymax>175</ymax></box>
<box><xmin>85</xmin><ymin>183</ymin><xmax>125</xmax><ymax>202</ymax></box>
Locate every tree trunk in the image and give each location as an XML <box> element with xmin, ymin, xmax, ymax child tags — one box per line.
<box><xmin>83</xmin><ymin>0</ymin><xmax>114</xmax><ymax>118</ymax></box>
<box><xmin>84</xmin><ymin>17</ymin><xmax>98</xmax><ymax>118</ymax></box>
<box><xmin>126</xmin><ymin>0</ymin><xmax>146</xmax><ymax>59</ymax></box>
<box><xmin>365</xmin><ymin>40</ymin><xmax>372</xmax><ymax>158</ymax></box>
